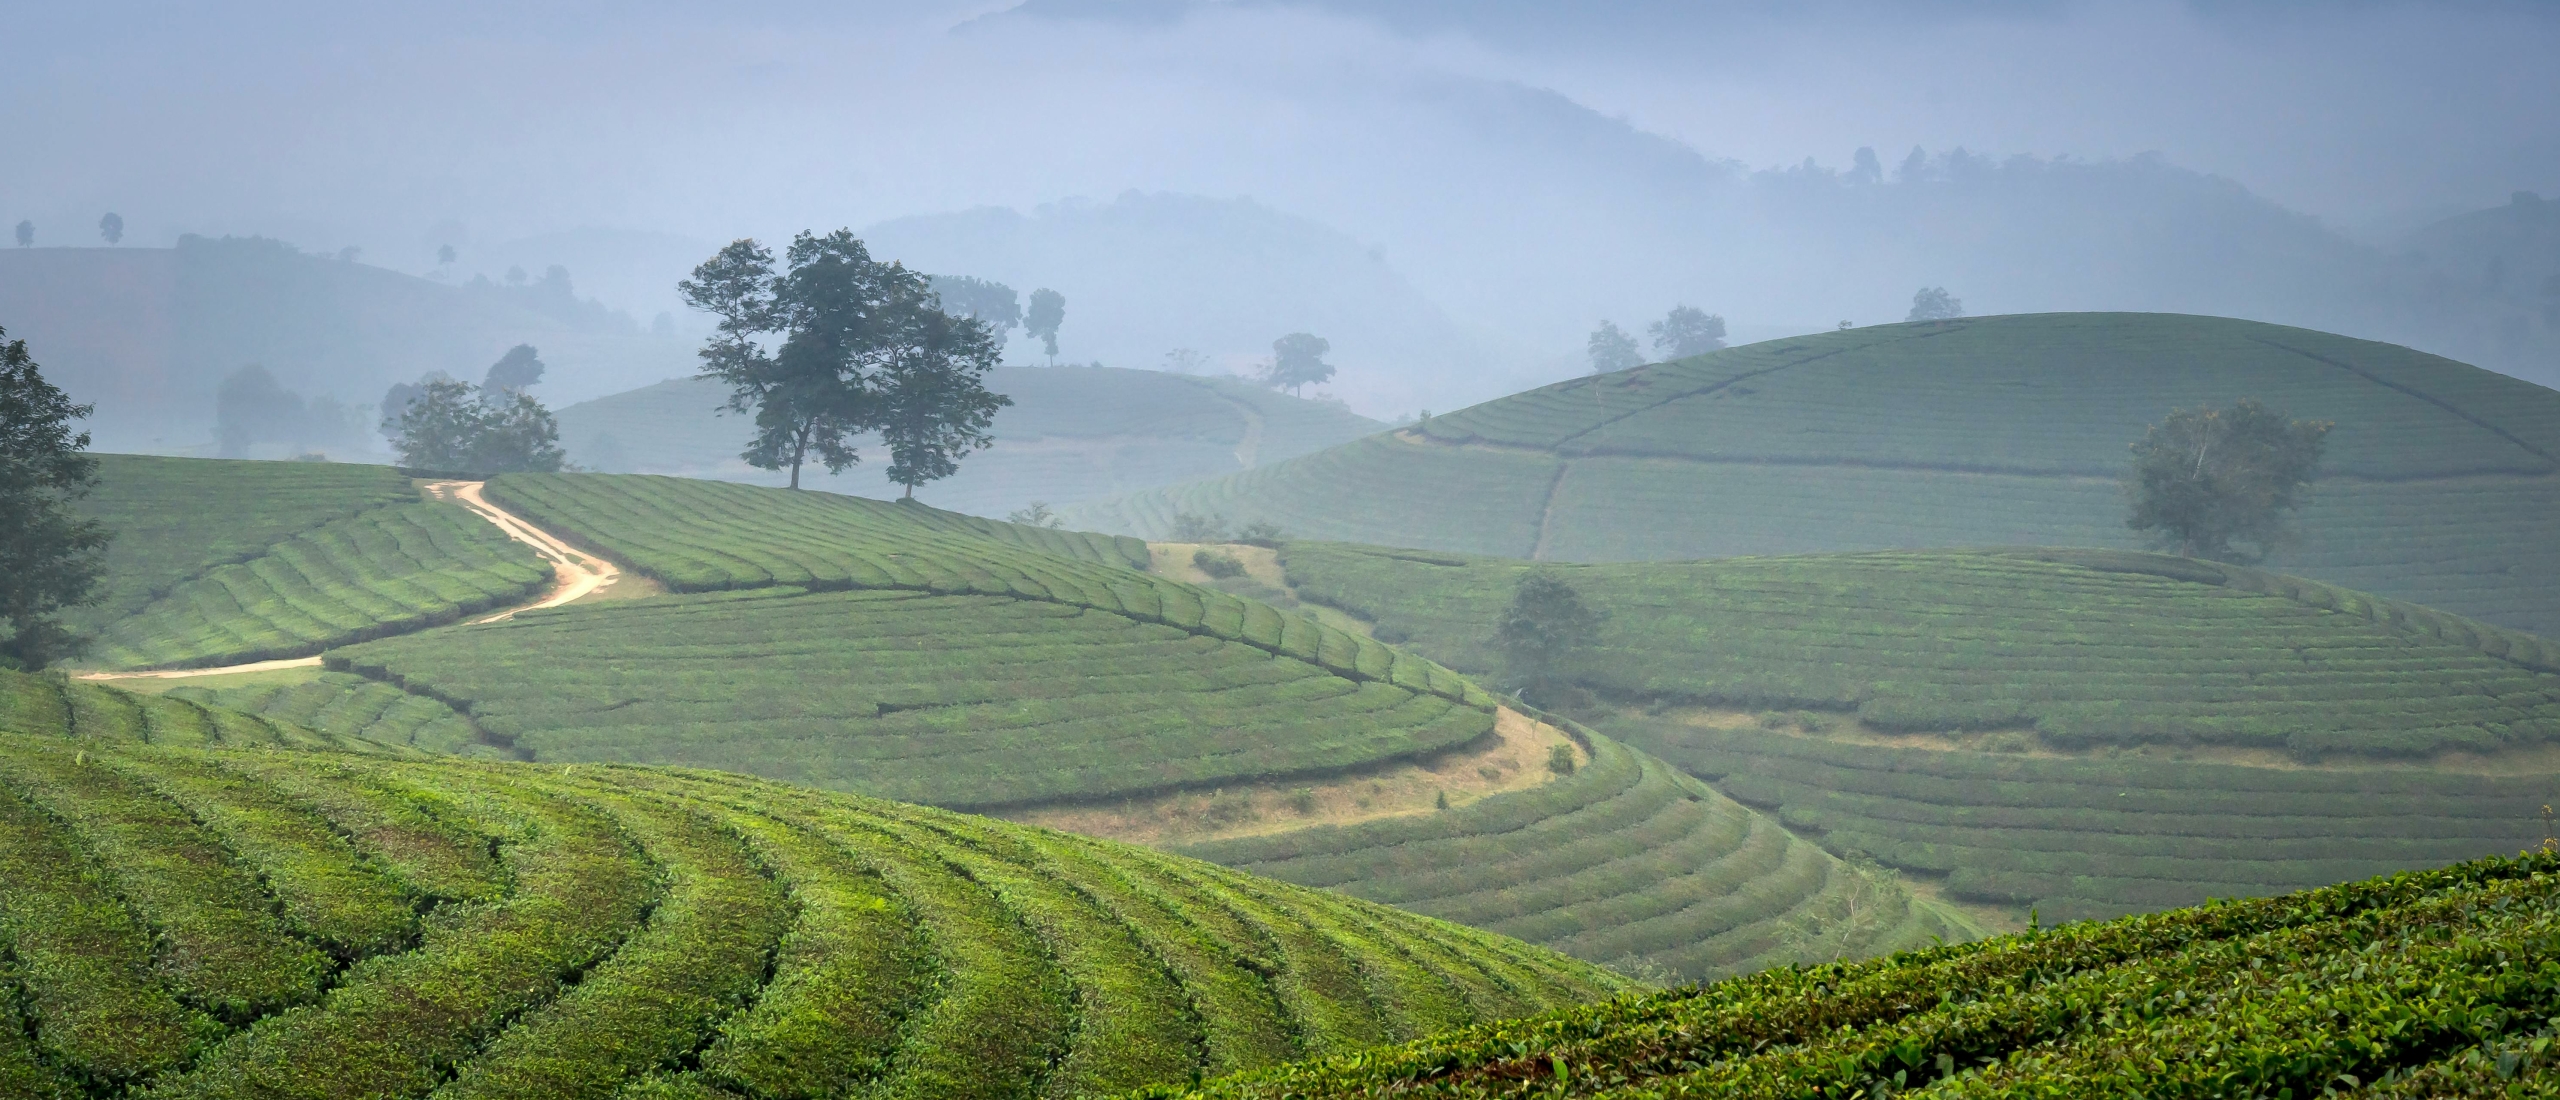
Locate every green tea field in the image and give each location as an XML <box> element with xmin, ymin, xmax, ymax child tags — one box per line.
<box><xmin>1155</xmin><ymin>851</ymin><xmax>2560</xmax><ymax>1099</ymax></box>
<box><xmin>1278</xmin><ymin>541</ymin><xmax>2560</xmax><ymax>919</ymax></box>
<box><xmin>0</xmin><ymin>669</ymin><xmax>1626</xmax><ymax>1098</ymax></box>
<box><xmin>1064</xmin><ymin>313</ymin><xmax>2560</xmax><ymax>637</ymax></box>
<box><xmin>70</xmin><ymin>456</ymin><xmax>554</xmax><ymax>670</ymax></box>
<box><xmin>555</xmin><ymin>366</ymin><xmax>1385</xmax><ymax>518</ymax></box>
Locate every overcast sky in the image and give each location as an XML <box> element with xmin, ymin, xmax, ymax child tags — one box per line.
<box><xmin>9</xmin><ymin>0</ymin><xmax>2552</xmax><ymax>255</ymax></box>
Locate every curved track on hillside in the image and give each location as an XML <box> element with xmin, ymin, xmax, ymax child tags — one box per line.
<box><xmin>81</xmin><ymin>481</ymin><xmax>620</xmax><ymax>681</ymax></box>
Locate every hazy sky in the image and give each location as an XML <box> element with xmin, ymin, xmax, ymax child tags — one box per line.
<box><xmin>10</xmin><ymin>1</ymin><xmax>2552</xmax><ymax>254</ymax></box>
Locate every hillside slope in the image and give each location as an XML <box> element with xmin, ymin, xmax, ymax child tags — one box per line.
<box><xmin>70</xmin><ymin>456</ymin><xmax>552</xmax><ymax>670</ymax></box>
<box><xmin>1279</xmin><ymin>541</ymin><xmax>2560</xmax><ymax>919</ymax></box>
<box><xmin>1065</xmin><ymin>313</ymin><xmax>2560</xmax><ymax>637</ymax></box>
<box><xmin>0</xmin><ymin>669</ymin><xmax>1626</xmax><ymax>1098</ymax></box>
<box><xmin>1152</xmin><ymin>851</ymin><xmax>2560</xmax><ymax>1100</ymax></box>
<box><xmin>556</xmin><ymin>367</ymin><xmax>1386</xmax><ymax>517</ymax></box>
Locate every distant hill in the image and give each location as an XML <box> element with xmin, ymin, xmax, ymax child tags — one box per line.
<box><xmin>554</xmin><ymin>366</ymin><xmax>1388</xmax><ymax>517</ymax></box>
<box><xmin>2391</xmin><ymin>190</ymin><xmax>2560</xmax><ymax>374</ymax></box>
<box><xmin>0</xmin><ymin>236</ymin><xmax>692</xmax><ymax>452</ymax></box>
<box><xmin>1279</xmin><ymin>540</ymin><xmax>2560</xmax><ymax>921</ymax></box>
<box><xmin>1065</xmin><ymin>312</ymin><xmax>2560</xmax><ymax>637</ymax></box>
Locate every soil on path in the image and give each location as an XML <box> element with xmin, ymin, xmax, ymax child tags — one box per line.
<box><xmin>81</xmin><ymin>480</ymin><xmax>628</xmax><ymax>681</ymax></box>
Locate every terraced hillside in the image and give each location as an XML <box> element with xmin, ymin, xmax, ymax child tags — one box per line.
<box><xmin>0</xmin><ymin>670</ymin><xmax>1627</xmax><ymax>1098</ymax></box>
<box><xmin>556</xmin><ymin>367</ymin><xmax>1385</xmax><ymax>517</ymax></box>
<box><xmin>1065</xmin><ymin>313</ymin><xmax>2560</xmax><ymax>637</ymax></box>
<box><xmin>1180</xmin><ymin>728</ymin><xmax>1978</xmax><ymax>981</ymax></box>
<box><xmin>1157</xmin><ymin>851</ymin><xmax>2560</xmax><ymax>1100</ymax></box>
<box><xmin>70</xmin><ymin>455</ymin><xmax>553</xmax><ymax>670</ymax></box>
<box><xmin>1280</xmin><ymin>542</ymin><xmax>2560</xmax><ymax>919</ymax></box>
<box><xmin>221</xmin><ymin>473</ymin><xmax>1970</xmax><ymax>979</ymax></box>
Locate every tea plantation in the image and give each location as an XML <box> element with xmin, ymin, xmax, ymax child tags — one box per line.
<box><xmin>69</xmin><ymin>456</ymin><xmax>552</xmax><ymax>670</ymax></box>
<box><xmin>554</xmin><ymin>366</ymin><xmax>1385</xmax><ymax>517</ymax></box>
<box><xmin>1180</xmin><ymin>728</ymin><xmax>1979</xmax><ymax>981</ymax></box>
<box><xmin>1064</xmin><ymin>313</ymin><xmax>2560</xmax><ymax>637</ymax></box>
<box><xmin>327</xmin><ymin>586</ymin><xmax>1494</xmax><ymax>807</ymax></box>
<box><xmin>1278</xmin><ymin>541</ymin><xmax>2560</xmax><ymax>919</ymax></box>
<box><xmin>1149</xmin><ymin>851</ymin><xmax>2560</xmax><ymax>1099</ymax></box>
<box><xmin>0</xmin><ymin>669</ymin><xmax>1628</xmax><ymax>1099</ymax></box>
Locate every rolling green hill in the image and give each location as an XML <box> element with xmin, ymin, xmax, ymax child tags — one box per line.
<box><xmin>1150</xmin><ymin>851</ymin><xmax>2560</xmax><ymax>1100</ymax></box>
<box><xmin>71</xmin><ymin>456</ymin><xmax>552</xmax><ymax>670</ymax></box>
<box><xmin>1063</xmin><ymin>313</ymin><xmax>2560</xmax><ymax>637</ymax></box>
<box><xmin>555</xmin><ymin>367</ymin><xmax>1386</xmax><ymax>518</ymax></box>
<box><xmin>1276</xmin><ymin>541</ymin><xmax>2560</xmax><ymax>920</ymax></box>
<box><xmin>0</xmin><ymin>669</ymin><xmax>1626</xmax><ymax>1098</ymax></box>
<box><xmin>149</xmin><ymin>471</ymin><xmax>1972</xmax><ymax>979</ymax></box>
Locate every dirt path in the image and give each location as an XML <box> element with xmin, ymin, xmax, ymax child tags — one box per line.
<box><xmin>80</xmin><ymin>481</ymin><xmax>622</xmax><ymax>682</ymax></box>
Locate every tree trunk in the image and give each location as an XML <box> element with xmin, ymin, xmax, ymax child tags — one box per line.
<box><xmin>902</xmin><ymin>482</ymin><xmax>914</xmax><ymax>500</ymax></box>
<box><xmin>789</xmin><ymin>425</ymin><xmax>810</xmax><ymax>490</ymax></box>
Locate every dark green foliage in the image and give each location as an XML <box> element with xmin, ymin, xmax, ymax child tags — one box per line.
<box><xmin>1181</xmin><ymin>733</ymin><xmax>1974</xmax><ymax>981</ymax></box>
<box><xmin>381</xmin><ymin>378</ymin><xmax>568</xmax><ymax>475</ymax></box>
<box><xmin>0</xmin><ymin>684</ymin><xmax>1625</xmax><ymax>1097</ymax></box>
<box><xmin>1066</xmin><ymin>313</ymin><xmax>2560</xmax><ymax>637</ymax></box>
<box><xmin>1493</xmin><ymin>571</ymin><xmax>1600</xmax><ymax>695</ymax></box>
<box><xmin>1026</xmin><ymin>287</ymin><xmax>1065</xmax><ymax>363</ymax></box>
<box><xmin>482</xmin><ymin>343</ymin><xmax>545</xmax><ymax>392</ymax></box>
<box><xmin>1151</xmin><ymin>853</ymin><xmax>2560</xmax><ymax>1100</ymax></box>
<box><xmin>1545</xmin><ymin>743</ymin><xmax>1575</xmax><ymax>776</ymax></box>
<box><xmin>0</xmin><ymin>328</ymin><xmax>109</xmax><ymax>670</ymax></box>
<box><xmin>2126</xmin><ymin>397</ymin><xmax>2333</xmax><ymax>561</ymax></box>
<box><xmin>1646</xmin><ymin>305</ymin><xmax>1725</xmax><ymax>357</ymax></box>
<box><xmin>1585</xmin><ymin>321</ymin><xmax>1641</xmax><ymax>375</ymax></box>
<box><xmin>930</xmin><ymin>274</ymin><xmax>1022</xmax><ymax>338</ymax></box>
<box><xmin>1282</xmin><ymin>543</ymin><xmax>2560</xmax><ymax>758</ymax></box>
<box><xmin>1196</xmin><ymin>548</ymin><xmax>1247</xmax><ymax>578</ymax></box>
<box><xmin>682</xmin><ymin>232</ymin><xmax>1012</xmax><ymax>491</ymax></box>
<box><xmin>1260</xmin><ymin>332</ymin><xmax>1335</xmax><ymax>396</ymax></box>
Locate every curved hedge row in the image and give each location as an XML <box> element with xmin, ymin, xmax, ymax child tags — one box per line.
<box><xmin>168</xmin><ymin>671</ymin><xmax>493</xmax><ymax>758</ymax></box>
<box><xmin>85</xmin><ymin>502</ymin><xmax>552</xmax><ymax>671</ymax></box>
<box><xmin>0</xmin><ymin>671</ymin><xmax>1628</xmax><ymax>1099</ymax></box>
<box><xmin>1180</xmin><ymin>731</ymin><xmax>1977</xmax><ymax>981</ymax></box>
<box><xmin>1281</xmin><ymin>542</ymin><xmax>2560</xmax><ymax>758</ymax></box>
<box><xmin>1148</xmin><ymin>849</ymin><xmax>2560</xmax><ymax>1099</ymax></box>
<box><xmin>326</xmin><ymin>586</ymin><xmax>1494</xmax><ymax>808</ymax></box>
<box><xmin>481</xmin><ymin>473</ymin><xmax>1492</xmax><ymax>710</ymax></box>
<box><xmin>1624</xmin><ymin>721</ymin><xmax>2559</xmax><ymax>923</ymax></box>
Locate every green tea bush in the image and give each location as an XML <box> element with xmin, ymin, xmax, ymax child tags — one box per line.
<box><xmin>1146</xmin><ymin>849</ymin><xmax>2560</xmax><ymax>1099</ymax></box>
<box><xmin>0</xmin><ymin>673</ymin><xmax>1626</xmax><ymax>1097</ymax></box>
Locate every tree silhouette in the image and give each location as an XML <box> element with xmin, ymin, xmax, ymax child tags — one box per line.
<box><xmin>1259</xmin><ymin>332</ymin><xmax>1335</xmax><ymax>396</ymax></box>
<box><xmin>1907</xmin><ymin>287</ymin><xmax>1964</xmax><ymax>322</ymax></box>
<box><xmin>98</xmin><ymin>213</ymin><xmax>123</xmax><ymax>245</ymax></box>
<box><xmin>2126</xmin><ymin>399</ymin><xmax>2331</xmax><ymax>562</ymax></box>
<box><xmin>0</xmin><ymin>328</ymin><xmax>111</xmax><ymax>669</ymax></box>
<box><xmin>1647</xmin><ymin>306</ymin><xmax>1726</xmax><ymax>358</ymax></box>
<box><xmin>1586</xmin><ymin>321</ymin><xmax>1641</xmax><ymax>374</ymax></box>
<box><xmin>1024</xmin><ymin>288</ymin><xmax>1065</xmax><ymax>365</ymax></box>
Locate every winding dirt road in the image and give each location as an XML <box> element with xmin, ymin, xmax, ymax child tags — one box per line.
<box><xmin>80</xmin><ymin>481</ymin><xmax>621</xmax><ymax>681</ymax></box>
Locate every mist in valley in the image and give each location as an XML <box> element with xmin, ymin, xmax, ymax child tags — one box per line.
<box><xmin>4</xmin><ymin>0</ymin><xmax>2555</xmax><ymax>450</ymax></box>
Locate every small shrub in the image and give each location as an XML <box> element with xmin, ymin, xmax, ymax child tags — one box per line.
<box><xmin>1547</xmin><ymin>743</ymin><xmax>1577</xmax><ymax>776</ymax></box>
<box><xmin>1201</xmin><ymin>791</ymin><xmax>1257</xmax><ymax>826</ymax></box>
<box><xmin>1476</xmin><ymin>765</ymin><xmax>1502</xmax><ymax>782</ymax></box>
<box><xmin>1236</xmin><ymin>521</ymin><xmax>1286</xmax><ymax>548</ymax></box>
<box><xmin>1192</xmin><ymin>550</ymin><xmax>1246</xmax><ymax>579</ymax></box>
<box><xmin>1287</xmin><ymin>788</ymin><xmax>1317</xmax><ymax>815</ymax></box>
<box><xmin>1434</xmin><ymin>790</ymin><xmax>1449</xmax><ymax>811</ymax></box>
<box><xmin>1168</xmin><ymin>512</ymin><xmax>1230</xmax><ymax>542</ymax></box>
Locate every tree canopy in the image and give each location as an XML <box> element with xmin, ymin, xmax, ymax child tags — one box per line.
<box><xmin>929</xmin><ymin>275</ymin><xmax>1022</xmax><ymax>341</ymax></box>
<box><xmin>1586</xmin><ymin>320</ymin><xmax>1641</xmax><ymax>374</ymax></box>
<box><xmin>1908</xmin><ymin>287</ymin><xmax>1965</xmax><ymax>321</ymax></box>
<box><xmin>98</xmin><ymin>212</ymin><xmax>123</xmax><ymax>245</ymax></box>
<box><xmin>12</xmin><ymin>221</ymin><xmax>29</xmax><ymax>247</ymax></box>
<box><xmin>381</xmin><ymin>378</ymin><xmax>567</xmax><ymax>476</ymax></box>
<box><xmin>1648</xmin><ymin>306</ymin><xmax>1726</xmax><ymax>358</ymax></box>
<box><xmin>680</xmin><ymin>231</ymin><xmax>1010</xmax><ymax>492</ymax></box>
<box><xmin>2126</xmin><ymin>398</ymin><xmax>2331</xmax><ymax>562</ymax></box>
<box><xmin>1260</xmin><ymin>332</ymin><xmax>1335</xmax><ymax>395</ymax></box>
<box><xmin>1495</xmin><ymin>571</ymin><xmax>1602</xmax><ymax>699</ymax></box>
<box><xmin>0</xmin><ymin>328</ymin><xmax>110</xmax><ymax>670</ymax></box>
<box><xmin>482</xmin><ymin>344</ymin><xmax>546</xmax><ymax>392</ymax></box>
<box><xmin>1024</xmin><ymin>287</ymin><xmax>1066</xmax><ymax>365</ymax></box>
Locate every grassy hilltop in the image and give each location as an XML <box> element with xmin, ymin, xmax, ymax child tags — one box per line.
<box><xmin>1153</xmin><ymin>851</ymin><xmax>2560</xmax><ymax>1099</ymax></box>
<box><xmin>555</xmin><ymin>367</ymin><xmax>1385</xmax><ymax>518</ymax></box>
<box><xmin>1279</xmin><ymin>541</ymin><xmax>2560</xmax><ymax>921</ymax></box>
<box><xmin>103</xmin><ymin>466</ymin><xmax>1966</xmax><ymax>979</ymax></box>
<box><xmin>0</xmin><ymin>669</ymin><xmax>1625</xmax><ymax>1098</ymax></box>
<box><xmin>1064</xmin><ymin>313</ymin><xmax>2560</xmax><ymax>637</ymax></box>
<box><xmin>69</xmin><ymin>456</ymin><xmax>552</xmax><ymax>670</ymax></box>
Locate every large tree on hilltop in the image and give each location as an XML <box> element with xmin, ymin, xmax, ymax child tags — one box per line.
<box><xmin>682</xmin><ymin>231</ymin><xmax>1011</xmax><ymax>493</ymax></box>
<box><xmin>2126</xmin><ymin>398</ymin><xmax>2331</xmax><ymax>562</ymax></box>
<box><xmin>0</xmin><ymin>328</ymin><xmax>111</xmax><ymax>670</ymax></box>
<box><xmin>1024</xmin><ymin>288</ymin><xmax>1065</xmax><ymax>366</ymax></box>
<box><xmin>1648</xmin><ymin>306</ymin><xmax>1726</xmax><ymax>358</ymax></box>
<box><xmin>1260</xmin><ymin>332</ymin><xmax>1336</xmax><ymax>396</ymax></box>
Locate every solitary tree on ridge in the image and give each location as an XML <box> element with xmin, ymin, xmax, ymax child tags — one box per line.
<box><xmin>1587</xmin><ymin>321</ymin><xmax>1641</xmax><ymax>375</ymax></box>
<box><xmin>2126</xmin><ymin>398</ymin><xmax>2331</xmax><ymax>562</ymax></box>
